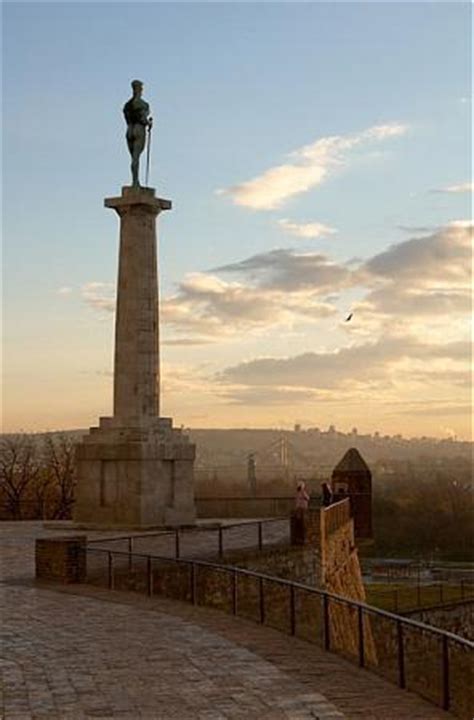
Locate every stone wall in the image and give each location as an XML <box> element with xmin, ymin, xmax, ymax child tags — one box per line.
<box><xmin>223</xmin><ymin>543</ymin><xmax>321</xmax><ymax>587</ymax></box>
<box><xmin>404</xmin><ymin>600</ymin><xmax>474</xmax><ymax>641</ymax></box>
<box><xmin>36</xmin><ymin>536</ymin><xmax>87</xmax><ymax>584</ymax></box>
<box><xmin>319</xmin><ymin>500</ymin><xmax>376</xmax><ymax>664</ymax></box>
<box><xmin>369</xmin><ymin>611</ymin><xmax>473</xmax><ymax>718</ymax></box>
<box><xmin>320</xmin><ymin>500</ymin><xmax>365</xmax><ymax>601</ymax></box>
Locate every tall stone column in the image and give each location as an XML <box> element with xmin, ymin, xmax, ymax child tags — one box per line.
<box><xmin>73</xmin><ymin>186</ymin><xmax>196</xmax><ymax>528</ymax></box>
<box><xmin>105</xmin><ymin>188</ymin><xmax>169</xmax><ymax>422</ymax></box>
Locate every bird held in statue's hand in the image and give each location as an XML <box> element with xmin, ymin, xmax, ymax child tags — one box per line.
<box><xmin>345</xmin><ymin>313</ymin><xmax>353</xmax><ymax>322</ymax></box>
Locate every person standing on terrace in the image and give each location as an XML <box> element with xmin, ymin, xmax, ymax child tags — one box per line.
<box><xmin>295</xmin><ymin>481</ymin><xmax>310</xmax><ymax>512</ymax></box>
<box><xmin>321</xmin><ymin>481</ymin><xmax>333</xmax><ymax>507</ymax></box>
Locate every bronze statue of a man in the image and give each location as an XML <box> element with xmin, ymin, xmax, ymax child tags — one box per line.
<box><xmin>123</xmin><ymin>80</ymin><xmax>153</xmax><ymax>187</ymax></box>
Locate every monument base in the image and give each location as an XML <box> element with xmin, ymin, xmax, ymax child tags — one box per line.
<box><xmin>73</xmin><ymin>417</ymin><xmax>196</xmax><ymax>528</ymax></box>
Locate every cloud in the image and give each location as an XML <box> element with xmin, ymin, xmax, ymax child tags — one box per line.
<box><xmin>57</xmin><ymin>286</ymin><xmax>73</xmax><ymax>296</ymax></box>
<box><xmin>397</xmin><ymin>225</ymin><xmax>436</xmax><ymax>234</ymax></box>
<box><xmin>277</xmin><ymin>218</ymin><xmax>337</xmax><ymax>239</ymax></box>
<box><xmin>219</xmin><ymin>385</ymin><xmax>318</xmax><ymax>407</ymax></box>
<box><xmin>359</xmin><ymin>286</ymin><xmax>470</xmax><ymax>319</ymax></box>
<box><xmin>433</xmin><ymin>182</ymin><xmax>474</xmax><ymax>194</ymax></box>
<box><xmin>212</xmin><ymin>223</ymin><xmax>472</xmax><ymax>404</ymax></box>
<box><xmin>162</xmin><ymin>268</ymin><xmax>337</xmax><ymax>339</ymax></box>
<box><xmin>213</xmin><ymin>248</ymin><xmax>351</xmax><ymax>292</ymax></box>
<box><xmin>364</xmin><ymin>221</ymin><xmax>471</xmax><ymax>284</ymax></box>
<box><xmin>162</xmin><ymin>337</ymin><xmax>215</xmax><ymax>346</ymax></box>
<box><xmin>81</xmin><ymin>282</ymin><xmax>115</xmax><ymax>312</ymax></box>
<box><xmin>217</xmin><ymin>123</ymin><xmax>408</xmax><ymax>210</ymax></box>
<box><xmin>218</xmin><ymin>337</ymin><xmax>470</xmax><ymax>395</ymax></box>
<box><xmin>79</xmin><ymin>252</ymin><xmax>342</xmax><ymax>341</ymax></box>
<box><xmin>160</xmin><ymin>247</ymin><xmax>351</xmax><ymax>340</ymax></box>
<box><xmin>80</xmin><ymin>221</ymin><xmax>471</xmax><ymax>349</ymax></box>
<box><xmin>390</xmin><ymin>401</ymin><xmax>471</xmax><ymax>418</ymax></box>
<box><xmin>357</xmin><ymin>221</ymin><xmax>472</xmax><ymax>325</ymax></box>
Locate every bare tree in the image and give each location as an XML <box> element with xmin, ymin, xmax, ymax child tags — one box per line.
<box><xmin>43</xmin><ymin>434</ymin><xmax>76</xmax><ymax>519</ymax></box>
<box><xmin>0</xmin><ymin>434</ymin><xmax>40</xmax><ymax>518</ymax></box>
<box><xmin>30</xmin><ymin>466</ymin><xmax>54</xmax><ymax>519</ymax></box>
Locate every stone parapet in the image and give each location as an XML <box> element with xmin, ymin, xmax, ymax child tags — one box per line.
<box><xmin>225</xmin><ymin>544</ymin><xmax>322</xmax><ymax>588</ymax></box>
<box><xmin>290</xmin><ymin>508</ymin><xmax>321</xmax><ymax>547</ymax></box>
<box><xmin>36</xmin><ymin>536</ymin><xmax>86</xmax><ymax>583</ymax></box>
<box><xmin>404</xmin><ymin>600</ymin><xmax>474</xmax><ymax>640</ymax></box>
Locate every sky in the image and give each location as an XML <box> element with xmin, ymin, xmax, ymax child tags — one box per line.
<box><xmin>2</xmin><ymin>2</ymin><xmax>472</xmax><ymax>438</ymax></box>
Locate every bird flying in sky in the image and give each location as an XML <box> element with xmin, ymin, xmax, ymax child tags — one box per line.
<box><xmin>345</xmin><ymin>313</ymin><xmax>353</xmax><ymax>322</ymax></box>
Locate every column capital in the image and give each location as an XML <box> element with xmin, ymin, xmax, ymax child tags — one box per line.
<box><xmin>105</xmin><ymin>186</ymin><xmax>172</xmax><ymax>216</ymax></box>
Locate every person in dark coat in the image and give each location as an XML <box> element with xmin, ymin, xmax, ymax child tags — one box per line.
<box><xmin>321</xmin><ymin>481</ymin><xmax>333</xmax><ymax>507</ymax></box>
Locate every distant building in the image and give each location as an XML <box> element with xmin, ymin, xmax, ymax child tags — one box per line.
<box><xmin>294</xmin><ymin>423</ymin><xmax>301</xmax><ymax>433</ymax></box>
<box><xmin>331</xmin><ymin>447</ymin><xmax>372</xmax><ymax>539</ymax></box>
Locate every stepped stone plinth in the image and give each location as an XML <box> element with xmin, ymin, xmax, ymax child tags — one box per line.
<box><xmin>73</xmin><ymin>187</ymin><xmax>196</xmax><ymax>528</ymax></box>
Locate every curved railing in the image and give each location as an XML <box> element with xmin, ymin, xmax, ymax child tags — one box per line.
<box><xmin>85</xmin><ymin>546</ymin><xmax>473</xmax><ymax>718</ymax></box>
<box><xmin>87</xmin><ymin>516</ymin><xmax>290</xmax><ymax>559</ymax></box>
<box><xmin>367</xmin><ymin>581</ymin><xmax>474</xmax><ymax>613</ymax></box>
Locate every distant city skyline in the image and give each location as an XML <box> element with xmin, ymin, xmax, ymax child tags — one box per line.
<box><xmin>3</xmin><ymin>2</ymin><xmax>472</xmax><ymax>439</ymax></box>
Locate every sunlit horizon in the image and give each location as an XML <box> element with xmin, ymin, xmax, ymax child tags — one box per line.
<box><xmin>3</xmin><ymin>3</ymin><xmax>472</xmax><ymax>442</ymax></box>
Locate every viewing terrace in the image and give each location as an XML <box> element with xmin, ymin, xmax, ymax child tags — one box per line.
<box><xmin>2</xmin><ymin>502</ymin><xmax>472</xmax><ymax>719</ymax></box>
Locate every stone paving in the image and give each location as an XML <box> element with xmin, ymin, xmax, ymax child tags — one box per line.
<box><xmin>0</xmin><ymin>523</ymin><xmax>455</xmax><ymax>720</ymax></box>
<box><xmin>1</xmin><ymin>523</ymin><xmax>343</xmax><ymax>720</ymax></box>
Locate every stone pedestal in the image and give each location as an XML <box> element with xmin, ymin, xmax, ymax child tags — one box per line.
<box><xmin>73</xmin><ymin>187</ymin><xmax>196</xmax><ymax>528</ymax></box>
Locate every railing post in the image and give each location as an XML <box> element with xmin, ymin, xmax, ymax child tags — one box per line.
<box><xmin>442</xmin><ymin>635</ymin><xmax>450</xmax><ymax>711</ymax></box>
<box><xmin>259</xmin><ymin>577</ymin><xmax>265</xmax><ymax>623</ymax></box>
<box><xmin>232</xmin><ymin>570</ymin><xmax>237</xmax><ymax>615</ymax></box>
<box><xmin>358</xmin><ymin>606</ymin><xmax>365</xmax><ymax>667</ymax></box>
<box><xmin>440</xmin><ymin>583</ymin><xmax>443</xmax><ymax>604</ymax></box>
<box><xmin>258</xmin><ymin>522</ymin><xmax>263</xmax><ymax>551</ymax></box>
<box><xmin>190</xmin><ymin>563</ymin><xmax>196</xmax><ymax>605</ymax></box>
<box><xmin>290</xmin><ymin>585</ymin><xmax>296</xmax><ymax>636</ymax></box>
<box><xmin>397</xmin><ymin>620</ymin><xmax>405</xmax><ymax>689</ymax></box>
<box><xmin>323</xmin><ymin>595</ymin><xmax>330</xmax><ymax>650</ymax></box>
<box><xmin>218</xmin><ymin>526</ymin><xmax>223</xmax><ymax>558</ymax></box>
<box><xmin>147</xmin><ymin>556</ymin><xmax>153</xmax><ymax>596</ymax></box>
<box><xmin>108</xmin><ymin>552</ymin><xmax>114</xmax><ymax>590</ymax></box>
<box><xmin>128</xmin><ymin>537</ymin><xmax>133</xmax><ymax>572</ymax></box>
<box><xmin>416</xmin><ymin>582</ymin><xmax>421</xmax><ymax>607</ymax></box>
<box><xmin>393</xmin><ymin>589</ymin><xmax>398</xmax><ymax>612</ymax></box>
<box><xmin>175</xmin><ymin>529</ymin><xmax>180</xmax><ymax>559</ymax></box>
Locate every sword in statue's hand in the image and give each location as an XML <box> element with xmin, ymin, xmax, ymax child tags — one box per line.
<box><xmin>145</xmin><ymin>117</ymin><xmax>153</xmax><ymax>187</ymax></box>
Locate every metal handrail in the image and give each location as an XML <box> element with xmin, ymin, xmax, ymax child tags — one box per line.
<box><xmin>87</xmin><ymin>515</ymin><xmax>289</xmax><ymax>545</ymax></box>
<box><xmin>368</xmin><ymin>580</ymin><xmax>474</xmax><ymax>613</ymax></box>
<box><xmin>85</xmin><ymin>546</ymin><xmax>473</xmax><ymax>649</ymax></box>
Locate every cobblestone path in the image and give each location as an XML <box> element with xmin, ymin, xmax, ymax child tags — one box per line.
<box><xmin>1</xmin><ymin>523</ymin><xmax>342</xmax><ymax>720</ymax></box>
<box><xmin>1</xmin><ymin>523</ymin><xmax>454</xmax><ymax>720</ymax></box>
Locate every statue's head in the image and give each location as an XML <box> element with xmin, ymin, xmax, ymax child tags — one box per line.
<box><xmin>131</xmin><ymin>79</ymin><xmax>143</xmax><ymax>96</ymax></box>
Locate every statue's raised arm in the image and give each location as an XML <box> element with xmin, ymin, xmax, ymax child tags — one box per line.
<box><xmin>123</xmin><ymin>79</ymin><xmax>153</xmax><ymax>187</ymax></box>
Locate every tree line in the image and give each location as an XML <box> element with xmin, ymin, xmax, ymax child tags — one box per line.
<box><xmin>0</xmin><ymin>434</ymin><xmax>75</xmax><ymax>520</ymax></box>
<box><xmin>370</xmin><ymin>458</ymin><xmax>473</xmax><ymax>561</ymax></box>
<box><xmin>1</xmin><ymin>434</ymin><xmax>472</xmax><ymax>561</ymax></box>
